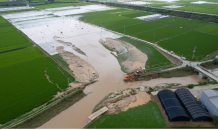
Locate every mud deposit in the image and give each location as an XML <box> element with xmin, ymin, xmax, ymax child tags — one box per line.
<box><xmin>56</xmin><ymin>46</ymin><xmax>98</xmax><ymax>83</ymax></box>
<box><xmin>124</xmin><ymin>91</ymin><xmax>150</xmax><ymax>111</ymax></box>
<box><xmin>99</xmin><ymin>38</ymin><xmax>148</xmax><ymax>72</ymax></box>
<box><xmin>2</xmin><ymin>5</ymin><xmax>208</xmax><ymax>129</ymax></box>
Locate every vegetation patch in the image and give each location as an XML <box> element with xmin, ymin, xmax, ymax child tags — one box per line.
<box><xmin>159</xmin><ymin>67</ymin><xmax>195</xmax><ymax>78</ymax></box>
<box><xmin>200</xmin><ymin>59</ymin><xmax>218</xmax><ymax>70</ymax></box>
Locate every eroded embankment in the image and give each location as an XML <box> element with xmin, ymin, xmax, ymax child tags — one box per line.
<box><xmin>99</xmin><ymin>37</ymin><xmax>148</xmax><ymax>73</ymax></box>
<box><xmin>56</xmin><ymin>46</ymin><xmax>98</xmax><ymax>84</ymax></box>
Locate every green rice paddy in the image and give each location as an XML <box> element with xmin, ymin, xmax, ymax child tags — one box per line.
<box><xmin>158</xmin><ymin>31</ymin><xmax>218</xmax><ymax>60</ymax></box>
<box><xmin>0</xmin><ymin>56</ymin><xmax>75</xmax><ymax>124</ymax></box>
<box><xmin>77</xmin><ymin>8</ymin><xmax>218</xmax><ymax>61</ymax></box>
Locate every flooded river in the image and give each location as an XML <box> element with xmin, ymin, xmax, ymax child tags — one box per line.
<box><xmin>2</xmin><ymin>5</ymin><xmax>206</xmax><ymax>129</ymax></box>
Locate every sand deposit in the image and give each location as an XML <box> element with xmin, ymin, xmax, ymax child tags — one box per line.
<box><xmin>99</xmin><ymin>38</ymin><xmax>148</xmax><ymax>72</ymax></box>
<box><xmin>56</xmin><ymin>46</ymin><xmax>98</xmax><ymax>83</ymax></box>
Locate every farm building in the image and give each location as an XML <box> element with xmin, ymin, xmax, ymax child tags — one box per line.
<box><xmin>200</xmin><ymin>90</ymin><xmax>218</xmax><ymax>116</ymax></box>
<box><xmin>175</xmin><ymin>88</ymin><xmax>212</xmax><ymax>121</ymax></box>
<box><xmin>158</xmin><ymin>90</ymin><xmax>190</xmax><ymax>121</ymax></box>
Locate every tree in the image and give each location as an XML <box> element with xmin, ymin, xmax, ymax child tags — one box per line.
<box><xmin>212</xmin><ymin>58</ymin><xmax>218</xmax><ymax>65</ymax></box>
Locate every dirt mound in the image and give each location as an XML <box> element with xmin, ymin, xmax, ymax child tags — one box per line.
<box><xmin>99</xmin><ymin>37</ymin><xmax>147</xmax><ymax>73</ymax></box>
<box><xmin>56</xmin><ymin>46</ymin><xmax>98</xmax><ymax>83</ymax></box>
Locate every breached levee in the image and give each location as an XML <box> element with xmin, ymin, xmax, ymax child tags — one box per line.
<box><xmin>56</xmin><ymin>46</ymin><xmax>98</xmax><ymax>84</ymax></box>
<box><xmin>99</xmin><ymin>38</ymin><xmax>148</xmax><ymax>73</ymax></box>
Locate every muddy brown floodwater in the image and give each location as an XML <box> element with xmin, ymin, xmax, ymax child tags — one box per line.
<box><xmin>1</xmin><ymin>5</ymin><xmax>205</xmax><ymax>129</ymax></box>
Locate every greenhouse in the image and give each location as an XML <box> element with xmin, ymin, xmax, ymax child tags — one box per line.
<box><xmin>158</xmin><ymin>90</ymin><xmax>190</xmax><ymax>121</ymax></box>
<box><xmin>175</xmin><ymin>88</ymin><xmax>212</xmax><ymax>121</ymax></box>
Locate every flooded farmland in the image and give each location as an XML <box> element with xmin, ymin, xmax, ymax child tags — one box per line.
<box><xmin>2</xmin><ymin>5</ymin><xmax>206</xmax><ymax>128</ymax></box>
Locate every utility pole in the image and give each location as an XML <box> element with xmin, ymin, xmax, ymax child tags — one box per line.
<box><xmin>192</xmin><ymin>46</ymin><xmax>196</xmax><ymax>60</ymax></box>
<box><xmin>153</xmin><ymin>33</ymin><xmax>155</xmax><ymax>44</ymax></box>
<box><xmin>124</xmin><ymin>26</ymin><xmax>125</xmax><ymax>35</ymax></box>
<box><xmin>68</xmin><ymin>78</ymin><xmax>70</xmax><ymax>89</ymax></box>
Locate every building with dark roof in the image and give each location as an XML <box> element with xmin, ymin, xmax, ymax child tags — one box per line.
<box><xmin>175</xmin><ymin>88</ymin><xmax>212</xmax><ymax>121</ymax></box>
<box><xmin>158</xmin><ymin>90</ymin><xmax>190</xmax><ymax>121</ymax></box>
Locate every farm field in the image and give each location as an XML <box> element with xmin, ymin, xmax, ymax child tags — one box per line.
<box><xmin>0</xmin><ymin>26</ymin><xmax>16</xmax><ymax>33</ymax></box>
<box><xmin>0</xmin><ymin>47</ymin><xmax>44</xmax><ymax>68</ymax></box>
<box><xmin>118</xmin><ymin>37</ymin><xmax>171</xmax><ymax>68</ymax></box>
<box><xmin>131</xmin><ymin>26</ymin><xmax>189</xmax><ymax>43</ymax></box>
<box><xmin>35</xmin><ymin>2</ymin><xmax>91</xmax><ymax>9</ymax></box>
<box><xmin>158</xmin><ymin>31</ymin><xmax>218</xmax><ymax>60</ymax></box>
<box><xmin>196</xmin><ymin>24</ymin><xmax>218</xmax><ymax>33</ymax></box>
<box><xmin>0</xmin><ymin>56</ymin><xmax>75</xmax><ymax>124</ymax></box>
<box><xmin>0</xmin><ymin>42</ymin><xmax>32</xmax><ymax>53</ymax></box>
<box><xmin>112</xmin><ymin>22</ymin><xmax>165</xmax><ymax>35</ymax></box>
<box><xmin>87</xmin><ymin>101</ymin><xmax>166</xmax><ymax>128</ymax></box>
<box><xmin>0</xmin><ymin>31</ymin><xmax>33</xmax><ymax>52</ymax></box>
<box><xmin>76</xmin><ymin>7</ymin><xmax>218</xmax><ymax>61</ymax></box>
<box><xmin>102</xmin><ymin>18</ymin><xmax>145</xmax><ymax>30</ymax></box>
<box><xmin>154</xmin><ymin>17</ymin><xmax>209</xmax><ymax>30</ymax></box>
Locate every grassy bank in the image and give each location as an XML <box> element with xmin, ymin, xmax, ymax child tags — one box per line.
<box><xmin>201</xmin><ymin>60</ymin><xmax>218</xmax><ymax>70</ymax></box>
<box><xmin>160</xmin><ymin>67</ymin><xmax>195</xmax><ymax>78</ymax></box>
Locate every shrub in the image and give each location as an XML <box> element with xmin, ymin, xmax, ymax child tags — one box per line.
<box><xmin>149</xmin><ymin>87</ymin><xmax>154</xmax><ymax>92</ymax></box>
<box><xmin>212</xmin><ymin>116</ymin><xmax>218</xmax><ymax>126</ymax></box>
<box><xmin>203</xmin><ymin>81</ymin><xmax>208</xmax><ymax>85</ymax></box>
<box><xmin>187</xmin><ymin>84</ymin><xmax>194</xmax><ymax>89</ymax></box>
<box><xmin>198</xmin><ymin>81</ymin><xmax>204</xmax><ymax>85</ymax></box>
<box><xmin>212</xmin><ymin>58</ymin><xmax>218</xmax><ymax>65</ymax></box>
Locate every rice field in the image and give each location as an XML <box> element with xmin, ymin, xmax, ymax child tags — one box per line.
<box><xmin>0</xmin><ymin>56</ymin><xmax>75</xmax><ymax>124</ymax></box>
<box><xmin>0</xmin><ymin>47</ymin><xmax>44</xmax><ymax>68</ymax></box>
<box><xmin>154</xmin><ymin>17</ymin><xmax>209</xmax><ymax>30</ymax></box>
<box><xmin>196</xmin><ymin>24</ymin><xmax>218</xmax><ymax>34</ymax></box>
<box><xmin>76</xmin><ymin>7</ymin><xmax>218</xmax><ymax>61</ymax></box>
<box><xmin>111</xmin><ymin>22</ymin><xmax>165</xmax><ymax>35</ymax></box>
<box><xmin>158</xmin><ymin>31</ymin><xmax>218</xmax><ymax>60</ymax></box>
<box><xmin>0</xmin><ymin>16</ymin><xmax>76</xmax><ymax>124</ymax></box>
<box><xmin>132</xmin><ymin>26</ymin><xmax>189</xmax><ymax>43</ymax></box>
<box><xmin>0</xmin><ymin>16</ymin><xmax>33</xmax><ymax>52</ymax></box>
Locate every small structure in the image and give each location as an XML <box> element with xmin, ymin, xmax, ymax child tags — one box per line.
<box><xmin>88</xmin><ymin>106</ymin><xmax>108</xmax><ymax>121</ymax></box>
<box><xmin>175</xmin><ymin>88</ymin><xmax>212</xmax><ymax>121</ymax></box>
<box><xmin>158</xmin><ymin>90</ymin><xmax>190</xmax><ymax>121</ymax></box>
<box><xmin>135</xmin><ymin>14</ymin><xmax>169</xmax><ymax>21</ymax></box>
<box><xmin>200</xmin><ymin>89</ymin><xmax>218</xmax><ymax>116</ymax></box>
